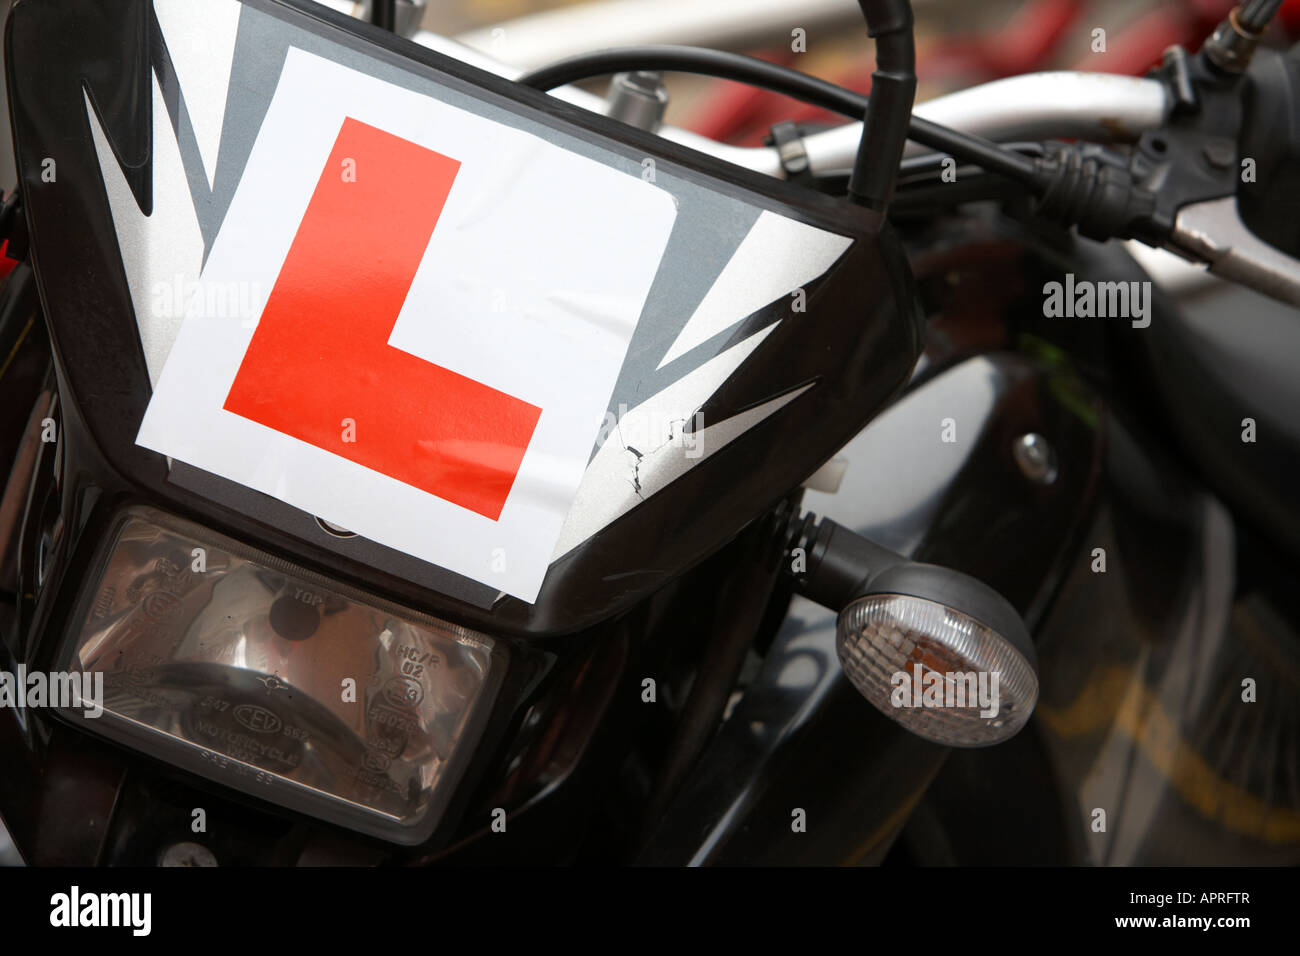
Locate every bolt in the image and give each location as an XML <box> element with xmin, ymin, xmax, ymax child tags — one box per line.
<box><xmin>1203</xmin><ymin>140</ymin><xmax>1234</xmax><ymax>170</ymax></box>
<box><xmin>160</xmin><ymin>841</ymin><xmax>218</xmax><ymax>867</ymax></box>
<box><xmin>1013</xmin><ymin>433</ymin><xmax>1058</xmax><ymax>485</ymax></box>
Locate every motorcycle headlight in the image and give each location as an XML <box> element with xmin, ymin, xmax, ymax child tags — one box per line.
<box><xmin>54</xmin><ymin>506</ymin><xmax>505</xmax><ymax>845</ymax></box>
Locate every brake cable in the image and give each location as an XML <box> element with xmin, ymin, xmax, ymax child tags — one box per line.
<box><xmin>516</xmin><ymin>44</ymin><xmax>1043</xmax><ymax>195</ymax></box>
<box><xmin>518</xmin><ymin>4</ymin><xmax>1300</xmax><ymax>307</ymax></box>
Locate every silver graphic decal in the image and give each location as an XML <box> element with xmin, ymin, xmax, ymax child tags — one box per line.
<box><xmin>554</xmin><ymin>324</ymin><xmax>811</xmax><ymax>558</ymax></box>
<box><xmin>657</xmin><ymin>209</ymin><xmax>852</xmax><ymax>368</ymax></box>
<box><xmin>86</xmin><ymin>73</ymin><xmax>204</xmax><ymax>384</ymax></box>
<box><xmin>153</xmin><ymin>0</ymin><xmax>243</xmax><ymax>188</ymax></box>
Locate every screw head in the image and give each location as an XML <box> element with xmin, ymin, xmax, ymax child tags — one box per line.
<box><xmin>159</xmin><ymin>842</ymin><xmax>218</xmax><ymax>867</ymax></box>
<box><xmin>1013</xmin><ymin>433</ymin><xmax>1058</xmax><ymax>485</ymax></box>
<box><xmin>1202</xmin><ymin>140</ymin><xmax>1234</xmax><ymax>170</ymax></box>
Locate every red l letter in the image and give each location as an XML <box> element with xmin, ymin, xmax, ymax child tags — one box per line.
<box><xmin>224</xmin><ymin>117</ymin><xmax>541</xmax><ymax>521</ymax></box>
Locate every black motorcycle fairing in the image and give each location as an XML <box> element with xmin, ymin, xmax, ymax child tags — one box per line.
<box><xmin>1060</xmin><ymin>235</ymin><xmax>1300</xmax><ymax>559</ymax></box>
<box><xmin>638</xmin><ymin>342</ymin><xmax>1106</xmax><ymax>863</ymax></box>
<box><xmin>0</xmin><ymin>497</ymin><xmax>792</xmax><ymax>865</ymax></box>
<box><xmin>1140</xmin><ymin>273</ymin><xmax>1300</xmax><ymax>557</ymax></box>
<box><xmin>877</xmin><ymin>236</ymin><xmax>1300</xmax><ymax>867</ymax></box>
<box><xmin>1239</xmin><ymin>45</ymin><xmax>1300</xmax><ymax>259</ymax></box>
<box><xmin>5</xmin><ymin>0</ymin><xmax>922</xmax><ymax>640</ymax></box>
<box><xmin>1019</xmin><ymin>413</ymin><xmax>1300</xmax><ymax>866</ymax></box>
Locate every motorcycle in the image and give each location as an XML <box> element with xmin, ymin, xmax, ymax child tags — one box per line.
<box><xmin>0</xmin><ymin>0</ymin><xmax>1297</xmax><ymax>867</ymax></box>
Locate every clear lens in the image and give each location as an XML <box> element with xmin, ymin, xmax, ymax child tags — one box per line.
<box><xmin>56</xmin><ymin>507</ymin><xmax>504</xmax><ymax>844</ymax></box>
<box><xmin>836</xmin><ymin>593</ymin><xmax>1038</xmax><ymax>746</ymax></box>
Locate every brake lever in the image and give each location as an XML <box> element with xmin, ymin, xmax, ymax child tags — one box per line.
<box><xmin>1029</xmin><ymin>16</ymin><xmax>1300</xmax><ymax>311</ymax></box>
<box><xmin>1167</xmin><ymin>195</ymin><xmax>1300</xmax><ymax>307</ymax></box>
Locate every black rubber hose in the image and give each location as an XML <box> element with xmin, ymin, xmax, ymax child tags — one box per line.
<box><xmin>848</xmin><ymin>0</ymin><xmax>916</xmax><ymax>210</ymax></box>
<box><xmin>1239</xmin><ymin>0</ymin><xmax>1284</xmax><ymax>33</ymax></box>
<box><xmin>516</xmin><ymin>46</ymin><xmax>1042</xmax><ymax>189</ymax></box>
<box><xmin>519</xmin><ymin>2</ymin><xmax>917</xmax><ymax>211</ymax></box>
<box><xmin>909</xmin><ymin>116</ymin><xmax>1041</xmax><ymax>183</ymax></box>
<box><xmin>370</xmin><ymin>0</ymin><xmax>396</xmax><ymax>32</ymax></box>
<box><xmin>517</xmin><ymin>46</ymin><xmax>871</xmax><ymax>119</ymax></box>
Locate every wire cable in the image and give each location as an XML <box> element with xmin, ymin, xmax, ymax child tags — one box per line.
<box><xmin>518</xmin><ymin>47</ymin><xmax>868</xmax><ymax>125</ymax></box>
<box><xmin>1239</xmin><ymin>0</ymin><xmax>1285</xmax><ymax>33</ymax></box>
<box><xmin>848</xmin><ymin>0</ymin><xmax>916</xmax><ymax>209</ymax></box>
<box><xmin>370</xmin><ymin>0</ymin><xmax>396</xmax><ymax>32</ymax></box>
<box><xmin>520</xmin><ymin>3</ymin><xmax>919</xmax><ymax>210</ymax></box>
<box><xmin>515</xmin><ymin>45</ymin><xmax>1044</xmax><ymax>190</ymax></box>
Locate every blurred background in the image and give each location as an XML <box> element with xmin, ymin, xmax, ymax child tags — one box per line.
<box><xmin>413</xmin><ymin>0</ymin><xmax>1300</xmax><ymax>143</ymax></box>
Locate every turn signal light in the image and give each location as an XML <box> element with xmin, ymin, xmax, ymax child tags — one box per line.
<box><xmin>836</xmin><ymin>565</ymin><xmax>1038</xmax><ymax>747</ymax></box>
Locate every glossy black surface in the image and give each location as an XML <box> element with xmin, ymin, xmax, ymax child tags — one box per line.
<box><xmin>2</xmin><ymin>5</ymin><xmax>1296</xmax><ymax>862</ymax></box>
<box><xmin>638</xmin><ymin>339</ymin><xmax>1104</xmax><ymax>861</ymax></box>
<box><xmin>917</xmin><ymin>409</ymin><xmax>1300</xmax><ymax>866</ymax></box>
<box><xmin>5</xmin><ymin>0</ymin><xmax>923</xmax><ymax>640</ymax></box>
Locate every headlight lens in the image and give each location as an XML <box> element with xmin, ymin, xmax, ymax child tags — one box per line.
<box><xmin>56</xmin><ymin>506</ymin><xmax>504</xmax><ymax>845</ymax></box>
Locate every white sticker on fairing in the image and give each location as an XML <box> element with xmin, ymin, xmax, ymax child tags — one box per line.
<box><xmin>136</xmin><ymin>47</ymin><xmax>677</xmax><ymax>603</ymax></box>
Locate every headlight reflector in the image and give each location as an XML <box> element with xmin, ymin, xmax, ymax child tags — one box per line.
<box><xmin>56</xmin><ymin>507</ymin><xmax>504</xmax><ymax>845</ymax></box>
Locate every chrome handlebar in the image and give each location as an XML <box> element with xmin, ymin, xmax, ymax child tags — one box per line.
<box><xmin>412</xmin><ymin>27</ymin><xmax>1300</xmax><ymax>307</ymax></box>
